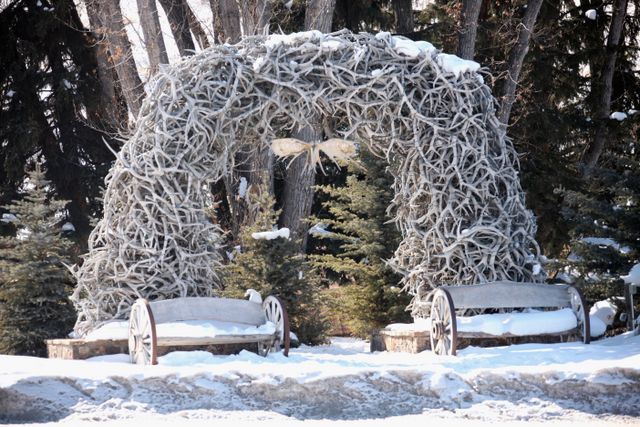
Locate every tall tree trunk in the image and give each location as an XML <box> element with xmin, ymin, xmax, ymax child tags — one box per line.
<box><xmin>456</xmin><ymin>0</ymin><xmax>482</xmax><ymax>60</ymax></box>
<box><xmin>136</xmin><ymin>0</ymin><xmax>169</xmax><ymax>73</ymax></box>
<box><xmin>241</xmin><ymin>0</ymin><xmax>273</xmax><ymax>35</ymax></box>
<box><xmin>280</xmin><ymin>0</ymin><xmax>336</xmax><ymax>252</ymax></box>
<box><xmin>100</xmin><ymin>0</ymin><xmax>145</xmax><ymax>116</ymax></box>
<box><xmin>157</xmin><ymin>0</ymin><xmax>196</xmax><ymax>56</ymax></box>
<box><xmin>215</xmin><ymin>0</ymin><xmax>242</xmax><ymax>43</ymax></box>
<box><xmin>85</xmin><ymin>1</ymin><xmax>123</xmax><ymax>128</ymax></box>
<box><xmin>496</xmin><ymin>0</ymin><xmax>544</xmax><ymax>125</ymax></box>
<box><xmin>184</xmin><ymin>2</ymin><xmax>211</xmax><ymax>49</ymax></box>
<box><xmin>581</xmin><ymin>0</ymin><xmax>628</xmax><ymax>177</ymax></box>
<box><xmin>392</xmin><ymin>0</ymin><xmax>414</xmax><ymax>34</ymax></box>
<box><xmin>305</xmin><ymin>0</ymin><xmax>336</xmax><ymax>31</ymax></box>
<box><xmin>280</xmin><ymin>124</ymin><xmax>320</xmax><ymax>250</ymax></box>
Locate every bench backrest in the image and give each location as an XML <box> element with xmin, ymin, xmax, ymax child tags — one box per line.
<box><xmin>441</xmin><ymin>281</ymin><xmax>571</xmax><ymax>310</ymax></box>
<box><xmin>148</xmin><ymin>297</ymin><xmax>266</xmax><ymax>326</ymax></box>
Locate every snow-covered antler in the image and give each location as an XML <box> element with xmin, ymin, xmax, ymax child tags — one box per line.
<box><xmin>71</xmin><ymin>30</ymin><xmax>541</xmax><ymax>334</ymax></box>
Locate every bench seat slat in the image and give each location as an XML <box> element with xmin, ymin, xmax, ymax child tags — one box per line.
<box><xmin>149</xmin><ymin>297</ymin><xmax>266</xmax><ymax>326</ymax></box>
<box><xmin>442</xmin><ymin>281</ymin><xmax>571</xmax><ymax>309</ymax></box>
<box><xmin>157</xmin><ymin>334</ymin><xmax>276</xmax><ymax>346</ymax></box>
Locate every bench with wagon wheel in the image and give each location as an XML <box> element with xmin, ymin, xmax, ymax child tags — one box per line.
<box><xmin>128</xmin><ymin>295</ymin><xmax>290</xmax><ymax>365</ymax></box>
<box><xmin>426</xmin><ymin>281</ymin><xmax>590</xmax><ymax>356</ymax></box>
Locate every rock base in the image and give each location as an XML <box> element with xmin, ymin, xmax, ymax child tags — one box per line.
<box><xmin>370</xmin><ymin>329</ymin><xmax>430</xmax><ymax>353</ymax></box>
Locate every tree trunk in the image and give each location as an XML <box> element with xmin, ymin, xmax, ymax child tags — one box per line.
<box><xmin>392</xmin><ymin>0</ymin><xmax>414</xmax><ymax>34</ymax></box>
<box><xmin>279</xmin><ymin>0</ymin><xmax>336</xmax><ymax>252</ymax></box>
<box><xmin>157</xmin><ymin>0</ymin><xmax>196</xmax><ymax>56</ymax></box>
<box><xmin>456</xmin><ymin>0</ymin><xmax>482</xmax><ymax>60</ymax></box>
<box><xmin>496</xmin><ymin>0</ymin><xmax>544</xmax><ymax>125</ymax></box>
<box><xmin>184</xmin><ymin>2</ymin><xmax>211</xmax><ymax>49</ymax></box>
<box><xmin>241</xmin><ymin>0</ymin><xmax>273</xmax><ymax>36</ymax></box>
<box><xmin>581</xmin><ymin>0</ymin><xmax>628</xmax><ymax>177</ymax></box>
<box><xmin>215</xmin><ymin>0</ymin><xmax>242</xmax><ymax>43</ymax></box>
<box><xmin>85</xmin><ymin>1</ymin><xmax>123</xmax><ymax>127</ymax></box>
<box><xmin>100</xmin><ymin>0</ymin><xmax>145</xmax><ymax>116</ymax></box>
<box><xmin>136</xmin><ymin>0</ymin><xmax>169</xmax><ymax>73</ymax></box>
<box><xmin>305</xmin><ymin>0</ymin><xmax>336</xmax><ymax>32</ymax></box>
<box><xmin>280</xmin><ymin>125</ymin><xmax>320</xmax><ymax>250</ymax></box>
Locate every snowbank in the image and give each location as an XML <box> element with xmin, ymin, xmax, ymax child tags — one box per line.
<box><xmin>1</xmin><ymin>335</ymin><xmax>639</xmax><ymax>425</ymax></box>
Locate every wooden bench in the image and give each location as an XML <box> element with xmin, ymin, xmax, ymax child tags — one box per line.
<box><xmin>426</xmin><ymin>281</ymin><xmax>590</xmax><ymax>356</ymax></box>
<box><xmin>128</xmin><ymin>295</ymin><xmax>290</xmax><ymax>365</ymax></box>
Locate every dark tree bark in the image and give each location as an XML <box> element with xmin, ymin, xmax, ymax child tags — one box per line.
<box><xmin>215</xmin><ymin>0</ymin><xmax>242</xmax><ymax>43</ymax></box>
<box><xmin>305</xmin><ymin>0</ymin><xmax>336</xmax><ymax>32</ymax></box>
<box><xmin>100</xmin><ymin>0</ymin><xmax>145</xmax><ymax>116</ymax></box>
<box><xmin>241</xmin><ymin>0</ymin><xmax>273</xmax><ymax>35</ymax></box>
<box><xmin>581</xmin><ymin>0</ymin><xmax>628</xmax><ymax>177</ymax></box>
<box><xmin>85</xmin><ymin>1</ymin><xmax>124</xmax><ymax>128</ymax></box>
<box><xmin>280</xmin><ymin>0</ymin><xmax>336</xmax><ymax>252</ymax></box>
<box><xmin>280</xmin><ymin>124</ymin><xmax>320</xmax><ymax>250</ymax></box>
<box><xmin>157</xmin><ymin>0</ymin><xmax>196</xmax><ymax>56</ymax></box>
<box><xmin>496</xmin><ymin>0</ymin><xmax>544</xmax><ymax>125</ymax></box>
<box><xmin>136</xmin><ymin>0</ymin><xmax>169</xmax><ymax>72</ymax></box>
<box><xmin>456</xmin><ymin>0</ymin><xmax>482</xmax><ymax>60</ymax></box>
<box><xmin>184</xmin><ymin>3</ymin><xmax>211</xmax><ymax>49</ymax></box>
<box><xmin>392</xmin><ymin>0</ymin><xmax>414</xmax><ymax>34</ymax></box>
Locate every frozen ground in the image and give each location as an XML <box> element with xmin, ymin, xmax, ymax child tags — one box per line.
<box><xmin>1</xmin><ymin>334</ymin><xmax>639</xmax><ymax>426</ymax></box>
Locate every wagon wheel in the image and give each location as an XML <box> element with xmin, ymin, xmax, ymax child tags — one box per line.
<box><xmin>259</xmin><ymin>296</ymin><xmax>290</xmax><ymax>357</ymax></box>
<box><xmin>430</xmin><ymin>289</ymin><xmax>457</xmax><ymax>356</ymax></box>
<box><xmin>567</xmin><ymin>286</ymin><xmax>590</xmax><ymax>344</ymax></box>
<box><xmin>128</xmin><ymin>299</ymin><xmax>158</xmax><ymax>365</ymax></box>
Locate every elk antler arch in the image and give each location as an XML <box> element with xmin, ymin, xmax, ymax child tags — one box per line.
<box><xmin>72</xmin><ymin>30</ymin><xmax>542</xmax><ymax>334</ymax></box>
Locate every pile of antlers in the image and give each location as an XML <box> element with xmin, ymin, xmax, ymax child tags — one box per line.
<box><xmin>71</xmin><ymin>30</ymin><xmax>541</xmax><ymax>335</ymax></box>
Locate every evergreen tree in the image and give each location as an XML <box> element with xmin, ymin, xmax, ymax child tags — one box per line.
<box><xmin>222</xmin><ymin>177</ymin><xmax>327</xmax><ymax>345</ymax></box>
<box><xmin>0</xmin><ymin>163</ymin><xmax>76</xmax><ymax>356</ymax></box>
<box><xmin>309</xmin><ymin>149</ymin><xmax>410</xmax><ymax>338</ymax></box>
<box><xmin>0</xmin><ymin>0</ymin><xmax>121</xmax><ymax>247</ymax></box>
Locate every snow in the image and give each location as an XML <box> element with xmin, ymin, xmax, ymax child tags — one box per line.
<box><xmin>61</xmin><ymin>222</ymin><xmax>75</xmax><ymax>232</ymax></box>
<box><xmin>391</xmin><ymin>36</ymin><xmax>436</xmax><ymax>58</ymax></box>
<box><xmin>251</xmin><ymin>227</ymin><xmax>290</xmax><ymax>240</ymax></box>
<box><xmin>244</xmin><ymin>288</ymin><xmax>262</xmax><ymax>303</ymax></box>
<box><xmin>629</xmin><ymin>109</ymin><xmax>638</xmax><ymax>115</ymax></box>
<box><xmin>252</xmin><ymin>56</ymin><xmax>267</xmax><ymax>72</ymax></box>
<box><xmin>321</xmin><ymin>38</ymin><xmax>344</xmax><ymax>51</ymax></box>
<box><xmin>586</xmin><ymin>9</ymin><xmax>597</xmax><ymax>20</ymax></box>
<box><xmin>84</xmin><ymin>319</ymin><xmax>276</xmax><ymax>341</ymax></box>
<box><xmin>1</xmin><ymin>212</ymin><xmax>17</xmax><ymax>223</ymax></box>
<box><xmin>456</xmin><ymin>308</ymin><xmax>577</xmax><ymax>336</ymax></box>
<box><xmin>610</xmin><ymin>111</ymin><xmax>627</xmax><ymax>121</ymax></box>
<box><xmin>622</xmin><ymin>263</ymin><xmax>640</xmax><ymax>284</ymax></box>
<box><xmin>6</xmin><ymin>89</ymin><xmax>15</xmax><ymax>97</ymax></box>
<box><xmin>157</xmin><ymin>320</ymin><xmax>276</xmax><ymax>338</ymax></box>
<box><xmin>265</xmin><ymin>31</ymin><xmax>323</xmax><ymax>49</ymax></box>
<box><xmin>435</xmin><ymin>53</ymin><xmax>481</xmax><ymax>78</ymax></box>
<box><xmin>590</xmin><ymin>300</ymin><xmax>617</xmax><ymax>326</ymax></box>
<box><xmin>1</xmin><ymin>335</ymin><xmax>639</xmax><ymax>425</ymax></box>
<box><xmin>580</xmin><ymin>236</ymin><xmax>631</xmax><ymax>254</ymax></box>
<box><xmin>238</xmin><ymin>176</ymin><xmax>248</xmax><ymax>198</ymax></box>
<box><xmin>308</xmin><ymin>222</ymin><xmax>330</xmax><ymax>236</ymax></box>
<box><xmin>84</xmin><ymin>321</ymin><xmax>129</xmax><ymax>341</ymax></box>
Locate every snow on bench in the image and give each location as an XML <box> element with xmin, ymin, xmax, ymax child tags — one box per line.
<box><xmin>426</xmin><ymin>281</ymin><xmax>590</xmax><ymax>356</ymax></box>
<box><xmin>127</xmin><ymin>295</ymin><xmax>290</xmax><ymax>365</ymax></box>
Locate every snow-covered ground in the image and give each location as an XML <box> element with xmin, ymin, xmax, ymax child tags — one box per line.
<box><xmin>1</xmin><ymin>334</ymin><xmax>639</xmax><ymax>426</ymax></box>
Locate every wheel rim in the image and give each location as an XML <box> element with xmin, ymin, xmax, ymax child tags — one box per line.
<box><xmin>429</xmin><ymin>290</ymin><xmax>457</xmax><ymax>356</ymax></box>
<box><xmin>568</xmin><ymin>287</ymin><xmax>590</xmax><ymax>344</ymax></box>
<box><xmin>262</xmin><ymin>296</ymin><xmax>290</xmax><ymax>356</ymax></box>
<box><xmin>128</xmin><ymin>300</ymin><xmax>157</xmax><ymax>364</ymax></box>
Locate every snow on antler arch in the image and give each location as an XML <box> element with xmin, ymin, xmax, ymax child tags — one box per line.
<box><xmin>71</xmin><ymin>30</ymin><xmax>542</xmax><ymax>334</ymax></box>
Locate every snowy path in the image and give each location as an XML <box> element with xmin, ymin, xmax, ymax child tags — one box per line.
<box><xmin>1</xmin><ymin>335</ymin><xmax>639</xmax><ymax>425</ymax></box>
